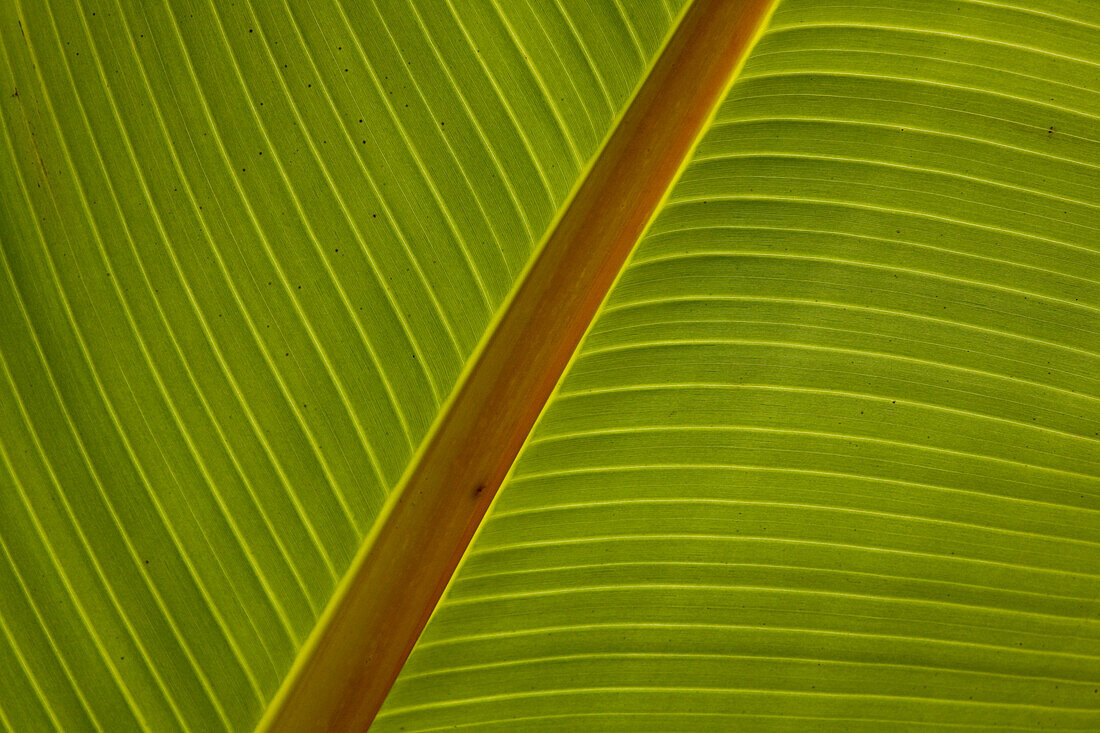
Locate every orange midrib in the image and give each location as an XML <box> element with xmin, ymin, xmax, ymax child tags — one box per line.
<box><xmin>262</xmin><ymin>1</ymin><xmax>776</xmax><ymax>729</ymax></box>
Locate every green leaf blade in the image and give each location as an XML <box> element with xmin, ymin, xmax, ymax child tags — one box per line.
<box><xmin>0</xmin><ymin>0</ymin><xmax>687</xmax><ymax>728</ymax></box>
<box><xmin>377</xmin><ymin>0</ymin><xmax>1100</xmax><ymax>729</ymax></box>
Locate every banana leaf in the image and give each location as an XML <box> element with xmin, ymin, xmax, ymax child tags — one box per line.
<box><xmin>1</xmin><ymin>0</ymin><xmax>1098</xmax><ymax>730</ymax></box>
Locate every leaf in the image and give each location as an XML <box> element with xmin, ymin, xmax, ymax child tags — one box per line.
<box><xmin>258</xmin><ymin>2</ymin><xmax>776</xmax><ymax>728</ymax></box>
<box><xmin>3</xmin><ymin>0</ymin><xmax>1100</xmax><ymax>732</ymax></box>
<box><xmin>0</xmin><ymin>0</ymin><xmax>690</xmax><ymax>729</ymax></box>
<box><xmin>373</xmin><ymin>0</ymin><xmax>1100</xmax><ymax>730</ymax></box>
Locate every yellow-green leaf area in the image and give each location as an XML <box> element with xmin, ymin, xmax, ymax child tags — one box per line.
<box><xmin>0</xmin><ymin>0</ymin><xmax>686</xmax><ymax>729</ymax></box>
<box><xmin>378</xmin><ymin>0</ymin><xmax>1100</xmax><ymax>730</ymax></box>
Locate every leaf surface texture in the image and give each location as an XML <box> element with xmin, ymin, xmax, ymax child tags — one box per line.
<box><xmin>377</xmin><ymin>0</ymin><xmax>1100</xmax><ymax>730</ymax></box>
<box><xmin>0</xmin><ymin>0</ymin><xmax>684</xmax><ymax>729</ymax></box>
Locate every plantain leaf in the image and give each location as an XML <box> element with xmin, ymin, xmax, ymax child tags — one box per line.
<box><xmin>3</xmin><ymin>0</ymin><xmax>1100</xmax><ymax>731</ymax></box>
<box><xmin>376</xmin><ymin>0</ymin><xmax>1100</xmax><ymax>730</ymax></box>
<box><xmin>0</xmin><ymin>0</ymin><xmax>686</xmax><ymax>729</ymax></box>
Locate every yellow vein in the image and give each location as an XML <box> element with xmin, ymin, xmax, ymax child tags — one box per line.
<box><xmin>600</xmin><ymin>295</ymin><xmax>1100</xmax><ymax>360</ymax></box>
<box><xmin>106</xmin><ymin>0</ymin><xmax>343</xmax><ymax>586</ymax></box>
<box><xmin>385</xmin><ymin>711</ymin><xmax>1062</xmax><ymax>732</ymax></box>
<box><xmin>550</xmin><ymin>1</ymin><xmax>615</xmax><ymax>115</ymax></box>
<box><xmin>578</xmin><ymin>334</ymin><xmax>1100</xmax><ymax>406</ymax></box>
<box><xmin>690</xmin><ymin>150</ymin><xmax>1100</xmax><ymax>211</ymax></box>
<box><xmin>403</xmin><ymin>0</ymin><xmax>538</xmax><ymax>246</ymax></box>
<box><xmin>456</xmin><ymin>559</ymin><xmax>1100</xmax><ymax>605</ymax></box>
<box><xmin>239</xmin><ymin>0</ymin><xmax>445</xmax><ymax>420</ymax></box>
<box><xmin>512</xmin><ymin>0</ymin><xmax>602</xmax><ymax>145</ymax></box>
<box><xmin>476</xmin><ymin>0</ymin><xmax>584</xmax><ymax>170</ymax></box>
<box><xmin>369</xmin><ymin>3</ymin><xmax>515</xmax><ymax>282</ymax></box>
<box><xmin>378</xmin><ymin>684</ymin><xmax>1100</xmax><ymax>716</ymax></box>
<box><xmin>0</xmin><ymin>351</ymin><xmax>189</xmax><ymax>730</ymax></box>
<box><xmin>722</xmin><ymin>90</ymin><xmax>1100</xmax><ymax>161</ymax></box>
<box><xmin>472</xmin><ymin>533</ymin><xmax>1100</xmax><ymax>582</ymax></box>
<box><xmin>0</xmin><ymin>571</ymin><xmax>66</xmax><ymax>732</ymax></box>
<box><xmin>0</xmin><ymin>522</ymin><xmax>106</xmax><ymax>730</ymax></box>
<box><xmin>0</xmin><ymin>41</ymin><xmax>256</xmax><ymax>723</ymax></box>
<box><xmin>0</xmin><ymin>445</ymin><xmax>137</xmax><ymax>729</ymax></box>
<box><xmin>158</xmin><ymin>0</ymin><xmax>364</xmax><ymax>535</ymax></box>
<box><xmin>398</xmin><ymin>650</ymin><xmax>1097</xmax><ymax>688</ymax></box>
<box><xmin>104</xmin><ymin>0</ymin><xmax>335</xmax><ymax>605</ymax></box>
<box><xmin>658</xmin><ymin>201</ymin><xmax>1100</xmax><ymax>271</ymax></box>
<box><xmin>549</xmin><ymin>383</ymin><xmax>1100</xmax><ymax>469</ymax></box>
<box><xmin>958</xmin><ymin>0</ymin><xmax>1100</xmax><ymax>30</ymax></box>
<box><xmin>764</xmin><ymin>21</ymin><xmax>1100</xmax><ymax>69</ymax></box>
<box><xmin>437</xmin><ymin>0</ymin><xmax>558</xmax><ymax>207</ymax></box>
<box><xmin>416</xmin><ymin>620</ymin><xmax>1100</xmax><ymax>661</ymax></box>
<box><xmin>325</xmin><ymin>0</ymin><xmax>494</xmax><ymax>313</ymax></box>
<box><xmin>7</xmin><ymin>129</ymin><xmax>269</xmax><ymax>709</ymax></box>
<box><xmin>610</xmin><ymin>2</ymin><xmax>646</xmax><ymax>66</ymax></box>
<box><xmin>272</xmin><ymin>0</ymin><xmax>462</xmax><ymax>389</ymax></box>
<box><xmin>202</xmin><ymin>0</ymin><xmax>410</xmax><ymax>478</ymax></box>
<box><xmin>588</xmin><ymin>314</ymin><xmax>1099</xmax><ymax>389</ymax></box>
<box><xmin>671</xmin><ymin>169</ymin><xmax>1100</xmax><ymax>238</ymax></box>
<box><xmin>710</xmin><ymin>116</ymin><xmax>1100</xmax><ymax>175</ymax></box>
<box><xmin>737</xmin><ymin>70</ymin><xmax>1100</xmax><ymax>130</ymax></box>
<box><xmin>0</xmin><ymin>412</ymin><xmax>149</xmax><ymax>728</ymax></box>
<box><xmin>446</xmin><ymin>583</ymin><xmax>1100</xmax><ymax>628</ymax></box>
<box><xmin>640</xmin><ymin>224</ymin><xmax>1099</xmax><ymax>294</ymax></box>
<box><xmin>748</xmin><ymin>45</ymin><xmax>1100</xmax><ymax>103</ymax></box>
<box><xmin>44</xmin><ymin>0</ymin><xmax>299</xmax><ymax>663</ymax></box>
<box><xmin>489</xmin><ymin>497</ymin><xmax>1100</xmax><ymax>553</ymax></box>
<box><xmin>0</xmin><ymin>246</ymin><xmax>232</xmax><ymax>730</ymax></box>
<box><xmin>508</xmin><ymin>462</ymin><xmax>1098</xmax><ymax>520</ymax></box>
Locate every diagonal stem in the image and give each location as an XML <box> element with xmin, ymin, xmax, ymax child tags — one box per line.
<box><xmin>260</xmin><ymin>0</ymin><xmax>778</xmax><ymax>729</ymax></box>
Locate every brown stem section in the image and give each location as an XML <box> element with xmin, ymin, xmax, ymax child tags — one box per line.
<box><xmin>263</xmin><ymin>1</ymin><xmax>774</xmax><ymax>729</ymax></box>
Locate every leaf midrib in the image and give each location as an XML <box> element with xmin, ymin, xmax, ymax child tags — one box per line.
<box><xmin>260</xmin><ymin>1</ymin><xmax>779</xmax><ymax>729</ymax></box>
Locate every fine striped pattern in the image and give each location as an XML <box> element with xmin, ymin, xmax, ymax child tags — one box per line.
<box><xmin>0</xmin><ymin>0</ymin><xmax>684</xmax><ymax>729</ymax></box>
<box><xmin>378</xmin><ymin>0</ymin><xmax>1100</xmax><ymax>729</ymax></box>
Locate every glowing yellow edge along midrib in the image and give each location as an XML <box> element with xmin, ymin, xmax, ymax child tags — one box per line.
<box><xmin>256</xmin><ymin>0</ymin><xmax>781</xmax><ymax>729</ymax></box>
